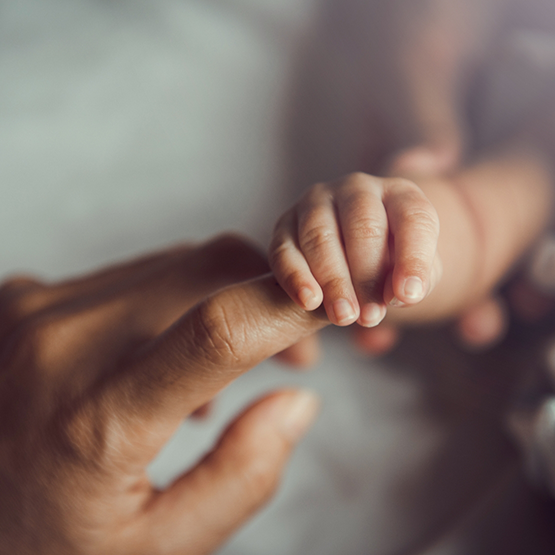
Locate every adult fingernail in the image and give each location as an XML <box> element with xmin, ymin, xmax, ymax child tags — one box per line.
<box><xmin>389</xmin><ymin>297</ymin><xmax>405</xmax><ymax>308</ymax></box>
<box><xmin>298</xmin><ymin>287</ymin><xmax>320</xmax><ymax>310</ymax></box>
<box><xmin>332</xmin><ymin>299</ymin><xmax>357</xmax><ymax>325</ymax></box>
<box><xmin>278</xmin><ymin>390</ymin><xmax>320</xmax><ymax>442</ymax></box>
<box><xmin>359</xmin><ymin>303</ymin><xmax>386</xmax><ymax>327</ymax></box>
<box><xmin>403</xmin><ymin>277</ymin><xmax>425</xmax><ymax>302</ymax></box>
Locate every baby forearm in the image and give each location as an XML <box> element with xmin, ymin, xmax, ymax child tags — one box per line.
<box><xmin>389</xmin><ymin>140</ymin><xmax>554</xmax><ymax>323</ymax></box>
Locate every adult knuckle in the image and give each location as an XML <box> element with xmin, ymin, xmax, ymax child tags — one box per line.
<box><xmin>54</xmin><ymin>396</ymin><xmax>126</xmax><ymax>470</ymax></box>
<box><xmin>9</xmin><ymin>307</ymin><xmax>95</xmax><ymax>373</ymax></box>
<box><xmin>12</xmin><ymin>317</ymin><xmax>64</xmax><ymax>363</ymax></box>
<box><xmin>0</xmin><ymin>276</ymin><xmax>44</xmax><ymax>325</ymax></box>
<box><xmin>192</xmin><ymin>297</ymin><xmax>245</xmax><ymax>369</ymax></box>
<box><xmin>57</xmin><ymin>402</ymin><xmax>104</xmax><ymax>466</ymax></box>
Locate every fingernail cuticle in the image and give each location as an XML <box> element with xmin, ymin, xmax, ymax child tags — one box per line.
<box><xmin>360</xmin><ymin>303</ymin><xmax>386</xmax><ymax>327</ymax></box>
<box><xmin>332</xmin><ymin>299</ymin><xmax>357</xmax><ymax>325</ymax></box>
<box><xmin>403</xmin><ymin>277</ymin><xmax>425</xmax><ymax>302</ymax></box>
<box><xmin>389</xmin><ymin>297</ymin><xmax>405</xmax><ymax>308</ymax></box>
<box><xmin>299</xmin><ymin>287</ymin><xmax>319</xmax><ymax>310</ymax></box>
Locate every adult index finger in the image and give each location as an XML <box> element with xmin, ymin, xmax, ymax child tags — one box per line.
<box><xmin>103</xmin><ymin>274</ymin><xmax>329</xmax><ymax>461</ymax></box>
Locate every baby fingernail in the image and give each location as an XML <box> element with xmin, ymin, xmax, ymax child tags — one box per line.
<box><xmin>299</xmin><ymin>287</ymin><xmax>320</xmax><ymax>310</ymax></box>
<box><xmin>389</xmin><ymin>297</ymin><xmax>405</xmax><ymax>307</ymax></box>
<box><xmin>403</xmin><ymin>277</ymin><xmax>425</xmax><ymax>302</ymax></box>
<box><xmin>360</xmin><ymin>303</ymin><xmax>386</xmax><ymax>327</ymax></box>
<box><xmin>332</xmin><ymin>299</ymin><xmax>357</xmax><ymax>325</ymax></box>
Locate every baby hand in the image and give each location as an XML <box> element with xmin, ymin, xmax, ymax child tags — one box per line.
<box><xmin>269</xmin><ymin>173</ymin><xmax>441</xmax><ymax>327</ymax></box>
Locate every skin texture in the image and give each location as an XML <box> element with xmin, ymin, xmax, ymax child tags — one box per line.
<box><xmin>353</xmin><ymin>0</ymin><xmax>523</xmax><ymax>352</ymax></box>
<box><xmin>0</xmin><ymin>235</ymin><xmax>329</xmax><ymax>555</ymax></box>
<box><xmin>3</xmin><ymin>2</ymin><xmax>555</xmax><ymax>552</ymax></box>
<box><xmin>270</xmin><ymin>174</ymin><xmax>442</xmax><ymax>328</ymax></box>
<box><xmin>270</xmin><ymin>136</ymin><xmax>554</xmax><ymax>336</ymax></box>
<box><xmin>354</xmin><ymin>0</ymin><xmax>555</xmax><ymax>353</ymax></box>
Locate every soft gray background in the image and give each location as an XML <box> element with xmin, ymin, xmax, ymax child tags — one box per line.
<box><xmin>2</xmin><ymin>1</ymin><xmax>555</xmax><ymax>553</ymax></box>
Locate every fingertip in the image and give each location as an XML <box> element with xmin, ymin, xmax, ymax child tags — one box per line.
<box><xmin>400</xmin><ymin>276</ymin><xmax>426</xmax><ymax>304</ymax></box>
<box><xmin>358</xmin><ymin>303</ymin><xmax>387</xmax><ymax>328</ymax></box>
<box><xmin>298</xmin><ymin>286</ymin><xmax>323</xmax><ymax>311</ymax></box>
<box><xmin>390</xmin><ymin>274</ymin><xmax>429</xmax><ymax>306</ymax></box>
<box><xmin>392</xmin><ymin>254</ymin><xmax>442</xmax><ymax>306</ymax></box>
<box><xmin>272</xmin><ymin>389</ymin><xmax>320</xmax><ymax>442</ymax></box>
<box><xmin>329</xmin><ymin>298</ymin><xmax>359</xmax><ymax>326</ymax></box>
<box><xmin>150</xmin><ymin>389</ymin><xmax>320</xmax><ymax>553</ymax></box>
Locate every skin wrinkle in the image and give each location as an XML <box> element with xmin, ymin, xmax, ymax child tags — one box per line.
<box><xmin>196</xmin><ymin>297</ymin><xmax>246</xmax><ymax>368</ymax></box>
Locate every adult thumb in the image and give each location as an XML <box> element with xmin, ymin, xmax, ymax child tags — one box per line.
<box><xmin>147</xmin><ymin>389</ymin><xmax>320</xmax><ymax>554</ymax></box>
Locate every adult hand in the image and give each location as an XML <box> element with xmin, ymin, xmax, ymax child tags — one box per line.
<box><xmin>361</xmin><ymin>0</ymin><xmax>501</xmax><ymax>176</ymax></box>
<box><xmin>0</xmin><ymin>235</ymin><xmax>328</xmax><ymax>555</ymax></box>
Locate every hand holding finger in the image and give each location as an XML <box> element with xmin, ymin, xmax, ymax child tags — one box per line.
<box><xmin>105</xmin><ymin>273</ymin><xmax>328</xmax><ymax>458</ymax></box>
<box><xmin>269</xmin><ymin>210</ymin><xmax>324</xmax><ymax>312</ymax></box>
<box><xmin>0</xmin><ymin>234</ymin><xmax>327</xmax><ymax>554</ymax></box>
<box><xmin>334</xmin><ymin>173</ymin><xmax>390</xmax><ymax>327</ymax></box>
<box><xmin>270</xmin><ymin>184</ymin><xmax>359</xmax><ymax>326</ymax></box>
